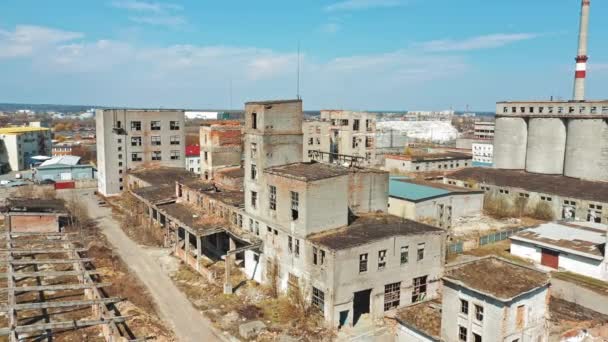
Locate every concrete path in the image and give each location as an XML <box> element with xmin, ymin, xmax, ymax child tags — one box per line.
<box><xmin>69</xmin><ymin>189</ymin><xmax>224</xmax><ymax>342</ymax></box>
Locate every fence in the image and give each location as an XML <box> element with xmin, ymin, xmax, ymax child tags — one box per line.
<box><xmin>447</xmin><ymin>227</ymin><xmax>529</xmax><ymax>255</ymax></box>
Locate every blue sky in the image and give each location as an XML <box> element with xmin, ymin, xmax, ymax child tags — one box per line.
<box><xmin>1</xmin><ymin>0</ymin><xmax>607</xmax><ymax>111</ymax></box>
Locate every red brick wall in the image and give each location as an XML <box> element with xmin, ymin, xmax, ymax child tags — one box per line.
<box><xmin>10</xmin><ymin>215</ymin><xmax>59</xmax><ymax>233</ymax></box>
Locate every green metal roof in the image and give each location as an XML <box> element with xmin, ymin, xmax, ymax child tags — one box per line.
<box><xmin>389</xmin><ymin>177</ymin><xmax>450</xmax><ymax>201</ymax></box>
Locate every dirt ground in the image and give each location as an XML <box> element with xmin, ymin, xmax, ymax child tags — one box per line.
<box><xmin>451</xmin><ymin>215</ymin><xmax>543</xmax><ymax>239</ymax></box>
<box><xmin>167</xmin><ymin>259</ymin><xmax>334</xmax><ymax>341</ymax></box>
<box><xmin>549</xmin><ymin>297</ymin><xmax>608</xmax><ymax>341</ymax></box>
<box><xmin>106</xmin><ymin>194</ymin><xmax>165</xmax><ymax>247</ymax></box>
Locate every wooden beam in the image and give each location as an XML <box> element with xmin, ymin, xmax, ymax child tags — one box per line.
<box><xmin>0</xmin><ymin>270</ymin><xmax>101</xmax><ymax>279</ymax></box>
<box><xmin>0</xmin><ymin>316</ymin><xmax>129</xmax><ymax>336</ymax></box>
<box><xmin>0</xmin><ymin>282</ymin><xmax>112</xmax><ymax>293</ymax></box>
<box><xmin>1</xmin><ymin>297</ymin><xmax>122</xmax><ymax>311</ymax></box>
<box><xmin>0</xmin><ymin>248</ymin><xmax>88</xmax><ymax>254</ymax></box>
<box><xmin>9</xmin><ymin>258</ymin><xmax>93</xmax><ymax>265</ymax></box>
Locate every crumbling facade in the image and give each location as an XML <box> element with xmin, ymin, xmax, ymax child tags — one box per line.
<box><xmin>199</xmin><ymin>123</ymin><xmax>242</xmax><ymax>181</ymax></box>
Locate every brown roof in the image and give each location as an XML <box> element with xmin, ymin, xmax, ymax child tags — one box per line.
<box><xmin>448</xmin><ymin>168</ymin><xmax>608</xmax><ymax>203</ymax></box>
<box><xmin>131</xmin><ymin>185</ymin><xmax>176</xmax><ymax>204</ymax></box>
<box><xmin>444</xmin><ymin>257</ymin><xmax>549</xmax><ymax>301</ymax></box>
<box><xmin>395</xmin><ymin>300</ymin><xmax>442</xmax><ymax>340</ymax></box>
<box><xmin>217</xmin><ymin>167</ymin><xmax>245</xmax><ymax>179</ymax></box>
<box><xmin>204</xmin><ymin>189</ymin><xmax>245</xmax><ymax>208</ymax></box>
<box><xmin>3</xmin><ymin>198</ymin><xmax>67</xmax><ymax>214</ymax></box>
<box><xmin>387</xmin><ymin>152</ymin><xmax>472</xmax><ymax>162</ymax></box>
<box><xmin>308</xmin><ymin>214</ymin><xmax>443</xmax><ymax>250</ymax></box>
<box><xmin>157</xmin><ymin>202</ymin><xmax>225</xmax><ymax>236</ymax></box>
<box><xmin>265</xmin><ymin>162</ymin><xmax>350</xmax><ymax>182</ymax></box>
<box><xmin>245</xmin><ymin>99</ymin><xmax>302</xmax><ymax>105</ymax></box>
<box><xmin>130</xmin><ymin>167</ymin><xmax>198</xmax><ymax>188</ymax></box>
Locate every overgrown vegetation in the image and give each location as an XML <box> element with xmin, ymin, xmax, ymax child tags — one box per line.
<box><xmin>484</xmin><ymin>193</ymin><xmax>554</xmax><ymax>221</ymax></box>
<box><xmin>111</xmin><ymin>192</ymin><xmax>165</xmax><ymax>247</ymax></box>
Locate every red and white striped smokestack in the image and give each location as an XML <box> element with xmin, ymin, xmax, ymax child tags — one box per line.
<box><xmin>573</xmin><ymin>0</ymin><xmax>590</xmax><ymax>101</ymax></box>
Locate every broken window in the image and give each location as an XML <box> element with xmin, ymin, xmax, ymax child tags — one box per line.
<box><xmin>365</xmin><ymin>137</ymin><xmax>373</xmax><ymax>148</ymax></box>
<box><xmin>151</xmin><ymin>121</ymin><xmax>161</xmax><ymax>130</ymax></box>
<box><xmin>131</xmin><ymin>153</ymin><xmax>142</xmax><ymax>162</ymax></box>
<box><xmin>400</xmin><ymin>246</ymin><xmax>409</xmax><ymax>265</ymax></box>
<box><xmin>251</xmin><ymin>164</ymin><xmax>257</xmax><ymax>180</ymax></box>
<box><xmin>151</xmin><ymin>136</ymin><xmax>161</xmax><ymax>146</ymax></box>
<box><xmin>320</xmin><ymin>250</ymin><xmax>325</xmax><ymax>265</ymax></box>
<box><xmin>313</xmin><ymin>247</ymin><xmax>318</xmax><ymax>265</ymax></box>
<box><xmin>255</xmin><ymin>221</ymin><xmax>259</xmax><ymax>235</ymax></box>
<box><xmin>352</xmin><ymin>137</ymin><xmax>358</xmax><ymax>148</ymax></box>
<box><xmin>308</xmin><ymin>138</ymin><xmax>314</xmax><ymax>146</ymax></box>
<box><xmin>473</xmin><ymin>333</ymin><xmax>482</xmax><ymax>342</ymax></box>
<box><xmin>366</xmin><ymin>119</ymin><xmax>371</xmax><ymax>131</ymax></box>
<box><xmin>290</xmin><ymin>191</ymin><xmax>299</xmax><ymax>220</ymax></box>
<box><xmin>312</xmin><ymin>287</ymin><xmax>324</xmax><ymax>312</ymax></box>
<box><xmin>288</xmin><ymin>273</ymin><xmax>299</xmax><ymax>292</ymax></box>
<box><xmin>412</xmin><ymin>275</ymin><xmax>427</xmax><ymax>303</ymax></box>
<box><xmin>359</xmin><ymin>253</ymin><xmax>368</xmax><ymax>273</ymax></box>
<box><xmin>251</xmin><ymin>191</ymin><xmax>258</xmax><ymax>209</ymax></box>
<box><xmin>417</xmin><ymin>243</ymin><xmax>425</xmax><ymax>261</ymax></box>
<box><xmin>130</xmin><ymin>121</ymin><xmax>141</xmax><ymax>131</ymax></box>
<box><xmin>353</xmin><ymin>119</ymin><xmax>360</xmax><ymax>131</ymax></box>
<box><xmin>288</xmin><ymin>236</ymin><xmax>293</xmax><ymax>254</ymax></box>
<box><xmin>475</xmin><ymin>304</ymin><xmax>484</xmax><ymax>321</ymax></box>
<box><xmin>251</xmin><ymin>113</ymin><xmax>257</xmax><ymax>129</ymax></box>
<box><xmin>383</xmin><ymin>282</ymin><xmax>401</xmax><ymax>311</ymax></box>
<box><xmin>170</xmin><ymin>135</ymin><xmax>180</xmax><ymax>145</ymax></box>
<box><xmin>151</xmin><ymin>151</ymin><xmax>162</xmax><ymax>161</ymax></box>
<box><xmin>295</xmin><ymin>239</ymin><xmax>300</xmax><ymax>257</ymax></box>
<box><xmin>203</xmin><ymin>151</ymin><xmax>208</xmax><ymax>161</ymax></box>
<box><xmin>170</xmin><ymin>121</ymin><xmax>180</xmax><ymax>130</ymax></box>
<box><xmin>131</xmin><ymin>137</ymin><xmax>142</xmax><ymax>146</ymax></box>
<box><xmin>170</xmin><ymin>150</ymin><xmax>180</xmax><ymax>160</ymax></box>
<box><xmin>460</xmin><ymin>299</ymin><xmax>469</xmax><ymax>315</ymax></box>
<box><xmin>378</xmin><ymin>250</ymin><xmax>387</xmax><ymax>270</ymax></box>
<box><xmin>269</xmin><ymin>185</ymin><xmax>277</xmax><ymax>210</ymax></box>
<box><xmin>516</xmin><ymin>305</ymin><xmax>525</xmax><ymax>329</ymax></box>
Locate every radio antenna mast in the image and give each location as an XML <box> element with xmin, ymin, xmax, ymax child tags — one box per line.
<box><xmin>297</xmin><ymin>41</ymin><xmax>301</xmax><ymax>100</ymax></box>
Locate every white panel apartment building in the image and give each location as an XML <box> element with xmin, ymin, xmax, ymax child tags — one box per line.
<box><xmin>96</xmin><ymin>109</ymin><xmax>185</xmax><ymax>196</ymax></box>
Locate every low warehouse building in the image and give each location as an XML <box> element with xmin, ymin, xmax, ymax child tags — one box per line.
<box><xmin>510</xmin><ymin>221</ymin><xmax>608</xmax><ymax>280</ymax></box>
<box><xmin>2</xmin><ymin>198</ymin><xmax>69</xmax><ymax>233</ymax></box>
<box><xmin>33</xmin><ymin>155</ymin><xmax>96</xmax><ymax>181</ymax></box>
<box><xmin>388</xmin><ymin>178</ymin><xmax>484</xmax><ymax>229</ymax></box>
<box><xmin>385</xmin><ymin>152</ymin><xmax>472</xmax><ymax>174</ymax></box>
<box><xmin>445</xmin><ymin>168</ymin><xmax>608</xmax><ymax>223</ymax></box>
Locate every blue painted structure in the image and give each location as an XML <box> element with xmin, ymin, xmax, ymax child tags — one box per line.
<box><xmin>389</xmin><ymin>177</ymin><xmax>450</xmax><ymax>201</ymax></box>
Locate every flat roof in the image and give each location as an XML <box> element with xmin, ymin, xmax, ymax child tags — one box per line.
<box><xmin>444</xmin><ymin>257</ymin><xmax>549</xmax><ymax>301</ymax></box>
<box><xmin>245</xmin><ymin>99</ymin><xmax>302</xmax><ymax>105</ymax></box>
<box><xmin>447</xmin><ymin>168</ymin><xmax>608</xmax><ymax>203</ymax></box>
<box><xmin>395</xmin><ymin>300</ymin><xmax>441</xmax><ymax>341</ymax></box>
<box><xmin>131</xmin><ymin>185</ymin><xmax>176</xmax><ymax>205</ymax></box>
<box><xmin>157</xmin><ymin>202</ymin><xmax>224</xmax><ymax>236</ymax></box>
<box><xmin>265</xmin><ymin>162</ymin><xmax>350</xmax><ymax>182</ymax></box>
<box><xmin>39</xmin><ymin>155</ymin><xmax>80</xmax><ymax>167</ymax></box>
<box><xmin>387</xmin><ymin>152</ymin><xmax>472</xmax><ymax>162</ymax></box>
<box><xmin>203</xmin><ymin>189</ymin><xmax>245</xmax><ymax>208</ymax></box>
<box><xmin>511</xmin><ymin>221</ymin><xmax>607</xmax><ymax>260</ymax></box>
<box><xmin>217</xmin><ymin>167</ymin><xmax>245</xmax><ymax>179</ymax></box>
<box><xmin>308</xmin><ymin>214</ymin><xmax>443</xmax><ymax>251</ymax></box>
<box><xmin>129</xmin><ymin>167</ymin><xmax>198</xmax><ymax>188</ymax></box>
<box><xmin>389</xmin><ymin>177</ymin><xmax>482</xmax><ymax>202</ymax></box>
<box><xmin>3</xmin><ymin>198</ymin><xmax>67</xmax><ymax>214</ymax></box>
<box><xmin>0</xmin><ymin>127</ymin><xmax>50</xmax><ymax>135</ymax></box>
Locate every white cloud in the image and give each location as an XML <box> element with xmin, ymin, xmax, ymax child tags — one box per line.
<box><xmin>325</xmin><ymin>0</ymin><xmax>404</xmax><ymax>12</ymax></box>
<box><xmin>0</xmin><ymin>25</ymin><xmax>83</xmax><ymax>58</ymax></box>
<box><xmin>416</xmin><ymin>33</ymin><xmax>538</xmax><ymax>52</ymax></box>
<box><xmin>110</xmin><ymin>0</ymin><xmax>186</xmax><ymax>28</ymax></box>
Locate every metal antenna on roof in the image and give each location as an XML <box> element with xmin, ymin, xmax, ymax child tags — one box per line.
<box><xmin>297</xmin><ymin>41</ymin><xmax>301</xmax><ymax>100</ymax></box>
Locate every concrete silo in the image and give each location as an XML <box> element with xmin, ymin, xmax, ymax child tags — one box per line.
<box><xmin>564</xmin><ymin>118</ymin><xmax>608</xmax><ymax>181</ymax></box>
<box><xmin>525</xmin><ymin>118</ymin><xmax>567</xmax><ymax>174</ymax></box>
<box><xmin>493</xmin><ymin>117</ymin><xmax>527</xmax><ymax>170</ymax></box>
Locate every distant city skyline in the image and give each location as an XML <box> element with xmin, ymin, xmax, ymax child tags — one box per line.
<box><xmin>0</xmin><ymin>0</ymin><xmax>607</xmax><ymax>111</ymax></box>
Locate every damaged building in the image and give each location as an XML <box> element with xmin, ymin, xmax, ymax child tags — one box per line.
<box><xmin>126</xmin><ymin>99</ymin><xmax>446</xmax><ymax>329</ymax></box>
<box><xmin>1</xmin><ymin>198</ymin><xmax>68</xmax><ymax>233</ymax></box>
<box><xmin>199</xmin><ymin>122</ymin><xmax>242</xmax><ymax>181</ymax></box>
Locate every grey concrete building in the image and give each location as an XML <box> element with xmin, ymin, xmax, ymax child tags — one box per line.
<box><xmin>96</xmin><ymin>109</ymin><xmax>185</xmax><ymax>196</ymax></box>
<box><xmin>199</xmin><ymin>123</ymin><xmax>242</xmax><ymax>181</ymax></box>
<box><xmin>444</xmin><ymin>168</ymin><xmax>608</xmax><ymax>224</ymax></box>
<box><xmin>385</xmin><ymin>152</ymin><xmax>472</xmax><ymax>174</ymax></box>
<box><xmin>319</xmin><ymin>110</ymin><xmax>377</xmax><ymax>166</ymax></box>
<box><xmin>473</xmin><ymin>121</ymin><xmax>494</xmax><ymax>140</ymax></box>
<box><xmin>302</xmin><ymin>120</ymin><xmax>330</xmax><ymax>163</ymax></box>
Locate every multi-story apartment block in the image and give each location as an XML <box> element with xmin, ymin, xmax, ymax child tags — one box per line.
<box><xmin>473</xmin><ymin>121</ymin><xmax>494</xmax><ymax>140</ymax></box>
<box><xmin>319</xmin><ymin>110</ymin><xmax>377</xmax><ymax>166</ymax></box>
<box><xmin>472</xmin><ymin>142</ymin><xmax>493</xmax><ymax>166</ymax></box>
<box><xmin>96</xmin><ymin>109</ymin><xmax>185</xmax><ymax>196</ymax></box>
<box><xmin>185</xmin><ymin>145</ymin><xmax>201</xmax><ymax>174</ymax></box>
<box><xmin>0</xmin><ymin>126</ymin><xmax>52</xmax><ymax>171</ymax></box>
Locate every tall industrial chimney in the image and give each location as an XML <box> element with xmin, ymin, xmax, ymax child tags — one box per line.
<box><xmin>573</xmin><ymin>0</ymin><xmax>590</xmax><ymax>101</ymax></box>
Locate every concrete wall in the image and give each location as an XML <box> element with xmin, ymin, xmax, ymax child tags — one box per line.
<box><xmin>493</xmin><ymin>117</ymin><xmax>527</xmax><ymax>170</ymax></box>
<box><xmin>320</xmin><ymin>110</ymin><xmax>377</xmax><ymax>166</ymax></box>
<box><xmin>396</xmin><ymin>324</ymin><xmax>437</xmax><ymax>342</ymax></box>
<box><xmin>551</xmin><ymin>277</ymin><xmax>608</xmax><ymax>315</ymax></box>
<box><xmin>96</xmin><ymin>109</ymin><xmax>185</xmax><ymax>196</ymax></box>
<box><xmin>385</xmin><ymin>157</ymin><xmax>471</xmax><ymax>173</ymax></box>
<box><xmin>511</xmin><ymin>239</ymin><xmax>607</xmax><ymax>281</ymax></box>
<box><xmin>200</xmin><ymin>125</ymin><xmax>242</xmax><ymax>180</ymax></box>
<box><xmin>525</xmin><ymin>118</ymin><xmax>566</xmax><ymax>175</ymax></box>
<box><xmin>35</xmin><ymin>165</ymin><xmax>96</xmax><ymax>181</ymax></box>
<box><xmin>303</xmin><ymin>121</ymin><xmax>331</xmax><ymax>162</ymax></box>
<box><xmin>441</xmin><ymin>282</ymin><xmax>548</xmax><ymax>342</ymax></box>
<box><xmin>332</xmin><ymin>232</ymin><xmax>445</xmax><ymax>327</ymax></box>
<box><xmin>348</xmin><ymin>170</ymin><xmax>389</xmax><ymax>215</ymax></box>
<box><xmin>564</xmin><ymin>119</ymin><xmax>608</xmax><ymax>182</ymax></box>
<box><xmin>389</xmin><ymin>193</ymin><xmax>484</xmax><ymax>228</ymax></box>
<box><xmin>0</xmin><ymin>130</ymin><xmax>52</xmax><ymax>171</ymax></box>
<box><xmin>8</xmin><ymin>215</ymin><xmax>60</xmax><ymax>233</ymax></box>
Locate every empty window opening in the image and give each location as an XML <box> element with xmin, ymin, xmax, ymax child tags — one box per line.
<box><xmin>460</xmin><ymin>299</ymin><xmax>469</xmax><ymax>315</ymax></box>
<box><xmin>417</xmin><ymin>243</ymin><xmax>425</xmax><ymax>261</ymax></box>
<box><xmin>269</xmin><ymin>185</ymin><xmax>277</xmax><ymax>210</ymax></box>
<box><xmin>131</xmin><ymin>121</ymin><xmax>141</xmax><ymax>131</ymax></box>
<box><xmin>170</xmin><ymin>121</ymin><xmax>180</xmax><ymax>130</ymax></box>
<box><xmin>412</xmin><ymin>275</ymin><xmax>427</xmax><ymax>303</ymax></box>
<box><xmin>312</xmin><ymin>287</ymin><xmax>324</xmax><ymax>312</ymax></box>
<box><xmin>359</xmin><ymin>253</ymin><xmax>368</xmax><ymax>273</ymax></box>
<box><xmin>400</xmin><ymin>246</ymin><xmax>409</xmax><ymax>265</ymax></box>
<box><xmin>459</xmin><ymin>326</ymin><xmax>467</xmax><ymax>342</ymax></box>
<box><xmin>378</xmin><ymin>250</ymin><xmax>387</xmax><ymax>270</ymax></box>
<box><xmin>475</xmin><ymin>304</ymin><xmax>484</xmax><ymax>321</ymax></box>
<box><xmin>252</xmin><ymin>113</ymin><xmax>257</xmax><ymax>129</ymax></box>
<box><xmin>290</xmin><ymin>191</ymin><xmax>299</xmax><ymax>220</ymax></box>
<box><xmin>251</xmin><ymin>164</ymin><xmax>257</xmax><ymax>180</ymax></box>
<box><xmin>251</xmin><ymin>191</ymin><xmax>258</xmax><ymax>209</ymax></box>
<box><xmin>151</xmin><ymin>121</ymin><xmax>161</xmax><ymax>130</ymax></box>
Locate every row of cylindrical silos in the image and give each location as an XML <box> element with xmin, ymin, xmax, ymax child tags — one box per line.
<box><xmin>493</xmin><ymin>116</ymin><xmax>608</xmax><ymax>182</ymax></box>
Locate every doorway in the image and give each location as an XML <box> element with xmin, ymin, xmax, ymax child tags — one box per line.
<box><xmin>541</xmin><ymin>248</ymin><xmax>559</xmax><ymax>269</ymax></box>
<box><xmin>353</xmin><ymin>289</ymin><xmax>372</xmax><ymax>326</ymax></box>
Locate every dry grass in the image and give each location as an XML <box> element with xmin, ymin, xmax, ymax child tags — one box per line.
<box><xmin>463</xmin><ymin>240</ymin><xmax>533</xmax><ymax>266</ymax></box>
<box><xmin>553</xmin><ymin>272</ymin><xmax>608</xmax><ymax>295</ymax></box>
<box><xmin>109</xmin><ymin>193</ymin><xmax>165</xmax><ymax>247</ymax></box>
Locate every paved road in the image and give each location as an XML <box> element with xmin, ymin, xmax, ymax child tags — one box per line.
<box><xmin>65</xmin><ymin>189</ymin><xmax>223</xmax><ymax>342</ymax></box>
